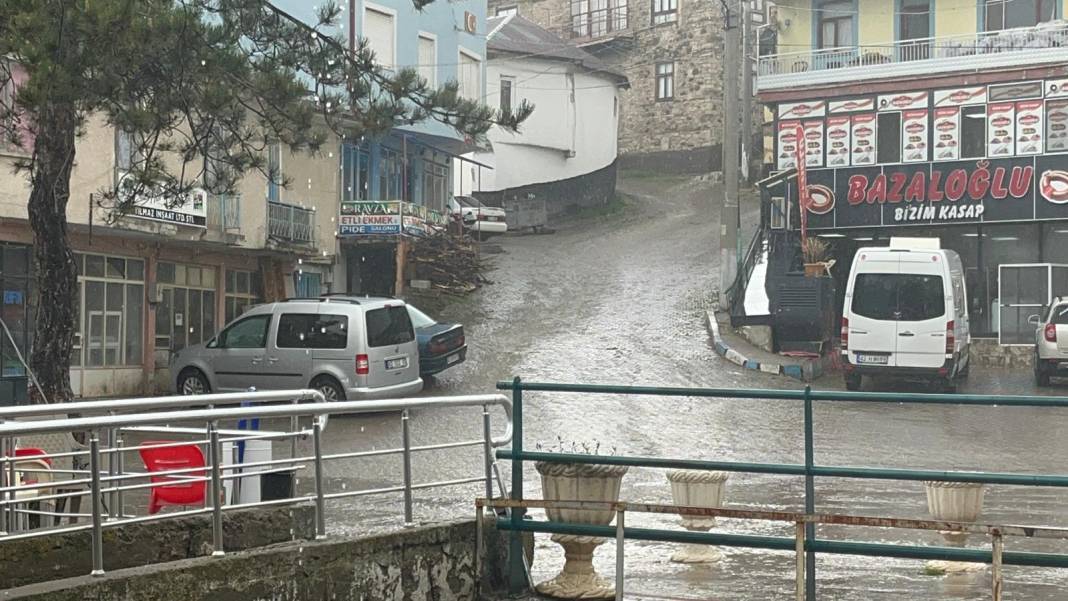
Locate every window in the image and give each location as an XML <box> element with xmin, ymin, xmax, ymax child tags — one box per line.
<box><xmin>267</xmin><ymin>142</ymin><xmax>281</xmax><ymax>202</ymax></box>
<box><xmin>378</xmin><ymin>147</ymin><xmax>403</xmax><ymax>200</ymax></box>
<box><xmin>217</xmin><ymin>315</ymin><xmax>270</xmax><ymax>349</ymax></box>
<box><xmin>418</xmin><ymin>34</ymin><xmax>436</xmax><ymax>86</ymax></box>
<box><xmin>852</xmin><ymin>274</ymin><xmax>946</xmax><ymax>321</ymax></box>
<box><xmin>114</xmin><ymin>128</ymin><xmax>143</xmax><ymax>182</ymax></box>
<box><xmin>0</xmin><ymin>244</ymin><xmax>32</xmax><ymax>378</ymax></box>
<box><xmin>294</xmin><ymin>272</ymin><xmax>322</xmax><ymax>298</ymax></box>
<box><xmin>364</xmin><ymin>7</ymin><xmax>396</xmax><ymax>69</ymax></box>
<box><xmin>277</xmin><ymin>313</ymin><xmax>349</xmax><ymax>349</ymax></box>
<box><xmin>572</xmin><ymin>0</ymin><xmax>628</xmax><ymax>38</ymax></box>
<box><xmin>817</xmin><ymin>0</ymin><xmax>854</xmax><ymax>49</ymax></box>
<box><xmin>1048</xmin><ymin>304</ymin><xmax>1068</xmax><ymax>325</ymax></box>
<box><xmin>655</xmin><ymin>62</ymin><xmax>674</xmax><ymax>101</ymax></box>
<box><xmin>898</xmin><ymin>0</ymin><xmax>931</xmax><ymax>60</ymax></box>
<box><xmin>73</xmin><ymin>253</ymin><xmax>145</xmax><ymax>368</ymax></box>
<box><xmin>961</xmin><ymin>106</ymin><xmax>987</xmax><ymax>159</ymax></box>
<box><xmin>500</xmin><ymin>77</ymin><xmax>514</xmax><ymax>114</ymax></box>
<box><xmin>877</xmin><ymin>112</ymin><xmax>901</xmax><ymax>164</ymax></box>
<box><xmin>365</xmin><ymin>306</ymin><xmax>415</xmax><ymax>347</ymax></box>
<box><xmin>982</xmin><ymin>0</ymin><xmax>1057</xmax><ymax>31</ymax></box>
<box><xmin>342</xmin><ymin>142</ymin><xmax>371</xmax><ymax>201</ymax></box>
<box><xmin>422</xmin><ymin>160</ymin><xmax>449</xmax><ymax>212</ymax></box>
<box><xmin>458</xmin><ymin>49</ymin><xmax>481</xmax><ymax>101</ymax></box>
<box><xmin>225</xmin><ymin>269</ymin><xmax>262</xmax><ymax>323</ymax></box>
<box><xmin>496</xmin><ymin>5</ymin><xmax>518</xmax><ymax>16</ymax></box>
<box><xmin>155</xmin><ymin>262</ymin><xmax>217</xmax><ymax>352</ymax></box>
<box><xmin>651</xmin><ymin>0</ymin><xmax>677</xmax><ymax>25</ymax></box>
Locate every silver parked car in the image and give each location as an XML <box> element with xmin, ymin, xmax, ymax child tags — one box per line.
<box><xmin>1031</xmin><ymin>297</ymin><xmax>1068</xmax><ymax>387</ymax></box>
<box><xmin>171</xmin><ymin>296</ymin><xmax>423</xmax><ymax>400</ymax></box>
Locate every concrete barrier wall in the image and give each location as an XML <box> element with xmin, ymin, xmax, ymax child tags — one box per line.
<box><xmin>6</xmin><ymin>518</ymin><xmax>525</xmax><ymax>601</ymax></box>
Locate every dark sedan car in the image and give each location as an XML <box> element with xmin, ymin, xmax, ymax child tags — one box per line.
<box><xmin>406</xmin><ymin>304</ymin><xmax>466</xmax><ymax>376</ymax></box>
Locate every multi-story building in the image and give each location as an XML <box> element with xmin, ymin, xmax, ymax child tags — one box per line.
<box><xmin>755</xmin><ymin>1</ymin><xmax>1068</xmax><ymax>348</ymax></box>
<box><xmin>0</xmin><ymin>0</ymin><xmax>487</xmax><ymax>401</ymax></box>
<box><xmin>488</xmin><ymin>0</ymin><xmax>724</xmax><ymax>173</ymax></box>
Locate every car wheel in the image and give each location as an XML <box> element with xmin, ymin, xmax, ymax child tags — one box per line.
<box><xmin>844</xmin><ymin>374</ymin><xmax>862</xmax><ymax>391</ymax></box>
<box><xmin>940</xmin><ymin>378</ymin><xmax>958</xmax><ymax>394</ymax></box>
<box><xmin>311</xmin><ymin>376</ymin><xmax>345</xmax><ymax>401</ymax></box>
<box><xmin>178</xmin><ymin>368</ymin><xmax>210</xmax><ymax>396</ymax></box>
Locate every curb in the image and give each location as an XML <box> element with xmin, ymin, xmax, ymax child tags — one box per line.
<box><xmin>705</xmin><ymin>310</ymin><xmax>823</xmax><ymax>383</ymax></box>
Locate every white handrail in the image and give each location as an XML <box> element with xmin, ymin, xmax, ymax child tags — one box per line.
<box><xmin>0</xmin><ymin>389</ymin><xmax>323</xmax><ymax>420</ymax></box>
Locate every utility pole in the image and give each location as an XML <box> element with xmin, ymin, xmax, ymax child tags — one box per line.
<box><xmin>719</xmin><ymin>0</ymin><xmax>740</xmax><ymax>309</ymax></box>
<box><xmin>741</xmin><ymin>3</ymin><xmax>753</xmax><ymax>184</ymax></box>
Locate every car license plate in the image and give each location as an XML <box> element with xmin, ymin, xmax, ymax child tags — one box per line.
<box><xmin>447</xmin><ymin>353</ymin><xmax>461</xmax><ymax>365</ymax></box>
<box><xmin>855</xmin><ymin>353</ymin><xmax>888</xmax><ymax>365</ymax></box>
<box><xmin>385</xmin><ymin>357</ymin><xmax>409</xmax><ymax>370</ymax></box>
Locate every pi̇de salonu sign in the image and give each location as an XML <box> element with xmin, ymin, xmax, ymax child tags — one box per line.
<box><xmin>788</xmin><ymin>156</ymin><xmax>1068</xmax><ymax>229</ymax></box>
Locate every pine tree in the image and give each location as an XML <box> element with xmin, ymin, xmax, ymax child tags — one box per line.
<box><xmin>0</xmin><ymin>0</ymin><xmax>530</xmax><ymax>403</ymax></box>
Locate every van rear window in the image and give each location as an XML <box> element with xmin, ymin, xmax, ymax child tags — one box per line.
<box><xmin>852</xmin><ymin>274</ymin><xmax>945</xmax><ymax>321</ymax></box>
<box><xmin>1051</xmin><ymin>305</ymin><xmax>1068</xmax><ymax>325</ymax></box>
<box><xmin>365</xmin><ymin>306</ymin><xmax>415</xmax><ymax>347</ymax></box>
<box><xmin>277</xmin><ymin>313</ymin><xmax>349</xmax><ymax>349</ymax></box>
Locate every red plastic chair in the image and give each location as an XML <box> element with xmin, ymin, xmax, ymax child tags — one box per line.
<box><xmin>14</xmin><ymin>448</ymin><xmax>51</xmax><ymax>485</ymax></box>
<box><xmin>138</xmin><ymin>441</ymin><xmax>207</xmax><ymax>514</ymax></box>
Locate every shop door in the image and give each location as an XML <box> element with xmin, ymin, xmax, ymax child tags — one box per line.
<box><xmin>998</xmin><ymin>264</ymin><xmax>1049</xmax><ymax>345</ymax></box>
<box><xmin>347</xmin><ymin>246</ymin><xmax>395</xmax><ymax>297</ymax></box>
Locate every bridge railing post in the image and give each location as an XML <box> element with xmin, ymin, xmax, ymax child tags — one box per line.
<box><xmin>508</xmin><ymin>376</ymin><xmax>527</xmax><ymax>593</ymax></box>
<box><xmin>804</xmin><ymin>385</ymin><xmax>816</xmax><ymax>600</ymax></box>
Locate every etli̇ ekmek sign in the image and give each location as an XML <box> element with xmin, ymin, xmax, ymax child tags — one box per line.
<box><xmin>788</xmin><ymin>156</ymin><xmax>1068</xmax><ymax>229</ymax></box>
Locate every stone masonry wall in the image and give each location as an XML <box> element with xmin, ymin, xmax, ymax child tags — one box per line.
<box><xmin>489</xmin><ymin>0</ymin><xmax>725</xmax><ymax>173</ymax></box>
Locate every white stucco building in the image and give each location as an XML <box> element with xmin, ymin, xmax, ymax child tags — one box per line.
<box><xmin>455</xmin><ymin>15</ymin><xmax>628</xmax><ymax>216</ymax></box>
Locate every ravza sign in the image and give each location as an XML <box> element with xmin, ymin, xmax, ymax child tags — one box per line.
<box><xmin>788</xmin><ymin>156</ymin><xmax>1068</xmax><ymax>228</ymax></box>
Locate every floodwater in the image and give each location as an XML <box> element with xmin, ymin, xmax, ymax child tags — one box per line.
<box><xmin>312</xmin><ymin>173</ymin><xmax>1068</xmax><ymax>600</ymax></box>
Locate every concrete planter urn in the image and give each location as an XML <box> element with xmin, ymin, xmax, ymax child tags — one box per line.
<box><xmin>535</xmin><ymin>461</ymin><xmax>629</xmax><ymax>600</ymax></box>
<box><xmin>666</xmin><ymin>470</ymin><xmax>730</xmax><ymax>563</ymax></box>
<box><xmin>924</xmin><ymin>480</ymin><xmax>986</xmax><ymax>574</ymax></box>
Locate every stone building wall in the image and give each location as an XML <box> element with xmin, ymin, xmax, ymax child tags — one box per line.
<box><xmin>489</xmin><ymin>0</ymin><xmax>725</xmax><ymax>173</ymax></box>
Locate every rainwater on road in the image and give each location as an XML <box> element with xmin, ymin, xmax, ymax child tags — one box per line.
<box><xmin>314</xmin><ymin>173</ymin><xmax>1068</xmax><ymax>600</ymax></box>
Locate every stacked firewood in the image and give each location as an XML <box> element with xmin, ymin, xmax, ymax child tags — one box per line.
<box><xmin>407</xmin><ymin>233</ymin><xmax>492</xmax><ymax>295</ymax></box>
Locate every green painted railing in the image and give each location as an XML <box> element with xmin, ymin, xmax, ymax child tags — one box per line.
<box><xmin>494</xmin><ymin>379</ymin><xmax>1068</xmax><ymax>598</ymax></box>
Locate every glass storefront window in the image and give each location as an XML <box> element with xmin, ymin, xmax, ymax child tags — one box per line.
<box><xmin>225</xmin><ymin>269</ymin><xmax>262</xmax><ymax>324</ymax></box>
<box><xmin>156</xmin><ymin>262</ymin><xmax>218</xmax><ymax>353</ymax></box>
<box><xmin>0</xmin><ymin>244</ymin><xmax>32</xmax><ymax>378</ymax></box>
<box><xmin>76</xmin><ymin>253</ymin><xmax>145</xmax><ymax>367</ymax></box>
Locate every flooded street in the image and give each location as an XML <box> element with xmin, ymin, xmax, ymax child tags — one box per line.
<box><xmin>317</xmin><ymin>173</ymin><xmax>1068</xmax><ymax>600</ymax></box>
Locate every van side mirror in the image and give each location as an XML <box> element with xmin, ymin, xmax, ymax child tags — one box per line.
<box><xmin>1028</xmin><ymin>314</ymin><xmax>1041</xmax><ymax>326</ymax></box>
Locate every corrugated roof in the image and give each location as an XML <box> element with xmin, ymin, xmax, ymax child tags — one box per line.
<box><xmin>486</xmin><ymin>15</ymin><xmax>629</xmax><ymax>86</ymax></box>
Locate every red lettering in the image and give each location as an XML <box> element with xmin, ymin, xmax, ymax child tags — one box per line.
<box><xmin>945</xmin><ymin>169</ymin><xmax>968</xmax><ymax>201</ymax></box>
<box><xmin>866</xmin><ymin>174</ymin><xmax>887</xmax><ymax>204</ymax></box>
<box><xmin>968</xmin><ymin>168</ymin><xmax>991</xmax><ymax>200</ymax></box>
<box><xmin>1009</xmin><ymin>166</ymin><xmax>1033</xmax><ymax>198</ymax></box>
<box><xmin>847</xmin><ymin>175</ymin><xmax>869</xmax><ymax>205</ymax></box>
<box><xmin>905</xmin><ymin>171</ymin><xmax>926</xmax><ymax>202</ymax></box>
<box><xmin>928</xmin><ymin>170</ymin><xmax>944</xmax><ymax>202</ymax></box>
<box><xmin>888</xmin><ymin>173</ymin><xmax>907</xmax><ymax>203</ymax></box>
<box><xmin>990</xmin><ymin>168</ymin><xmax>1009</xmax><ymax>199</ymax></box>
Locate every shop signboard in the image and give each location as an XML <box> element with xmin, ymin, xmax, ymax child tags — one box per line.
<box><xmin>933</xmin><ymin>87</ymin><xmax>986</xmax><ymax>107</ymax></box>
<box><xmin>988</xmin><ymin>102</ymin><xmax>1015</xmax><ymax>158</ymax></box>
<box><xmin>1045</xmin><ymin>78</ymin><xmax>1068</xmax><ymax>98</ymax></box>
<box><xmin>1047</xmin><ymin>99</ymin><xmax>1068</xmax><ymax>151</ymax></box>
<box><xmin>828</xmin><ymin>98</ymin><xmax>874</xmax><ymax>114</ymax></box>
<box><xmin>339</xmin><ymin>201</ymin><xmax>402</xmax><ymax>235</ymax></box>
<box><xmin>803</xmin><ymin>120</ymin><xmax>824</xmax><ymax>167</ymax></box>
<box><xmin>119</xmin><ymin>173</ymin><xmax>207</xmax><ymax>228</ymax></box>
<box><xmin>779</xmin><ymin>100</ymin><xmax>826</xmax><ymax>120</ymax></box>
<box><xmin>932</xmin><ymin>107</ymin><xmax>960</xmax><ymax>161</ymax></box>
<box><xmin>1015</xmin><ymin>100</ymin><xmax>1044</xmax><ymax>155</ymax></box>
<box><xmin>850</xmin><ymin>114</ymin><xmax>876</xmax><ymax>166</ymax></box>
<box><xmin>902</xmin><ymin>109</ymin><xmax>929</xmax><ymax>163</ymax></box>
<box><xmin>777</xmin><ymin>120</ymin><xmax>801</xmax><ymax>170</ymax></box>
<box><xmin>825</xmin><ymin>116</ymin><xmax>851</xmax><ymax>167</ymax></box>
<box><xmin>878</xmin><ymin>91</ymin><xmax>928</xmax><ymax>111</ymax></box>
<box><xmin>784</xmin><ymin>156</ymin><xmax>1068</xmax><ymax>229</ymax></box>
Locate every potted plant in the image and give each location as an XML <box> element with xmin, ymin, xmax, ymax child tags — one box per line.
<box><xmin>666</xmin><ymin>470</ymin><xmax>730</xmax><ymax>563</ymax></box>
<box><xmin>534</xmin><ymin>440</ymin><xmax>628</xmax><ymax>600</ymax></box>
<box><xmin>802</xmin><ymin>237</ymin><xmax>831</xmax><ymax>277</ymax></box>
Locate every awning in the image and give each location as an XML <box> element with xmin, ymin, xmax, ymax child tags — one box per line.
<box><xmin>391</xmin><ymin>128</ymin><xmax>495</xmax><ymax>170</ymax></box>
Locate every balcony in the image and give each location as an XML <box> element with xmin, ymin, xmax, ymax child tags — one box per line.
<box><xmin>758</xmin><ymin>21</ymin><xmax>1068</xmax><ymax>92</ymax></box>
<box><xmin>267</xmin><ymin>200</ymin><xmax>315</xmax><ymax>245</ymax></box>
<box><xmin>570</xmin><ymin>5</ymin><xmax>632</xmax><ymax>46</ymax></box>
<box><xmin>206</xmin><ymin>194</ymin><xmax>241</xmax><ymax>232</ymax></box>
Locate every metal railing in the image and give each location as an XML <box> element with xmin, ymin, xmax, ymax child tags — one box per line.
<box><xmin>0</xmin><ymin>391</ymin><xmax>512</xmax><ymax>577</ymax></box>
<box><xmin>758</xmin><ymin>21</ymin><xmax>1068</xmax><ymax>79</ymax></box>
<box><xmin>494</xmin><ymin>379</ymin><xmax>1068</xmax><ymax>599</ymax></box>
<box><xmin>206</xmin><ymin>194</ymin><xmax>241</xmax><ymax>231</ymax></box>
<box><xmin>268</xmin><ymin>200</ymin><xmax>315</xmax><ymax>244</ymax></box>
<box><xmin>727</xmin><ymin>222</ymin><xmax>767</xmax><ymax>323</ymax></box>
<box><xmin>570</xmin><ymin>5</ymin><xmax>629</xmax><ymax>40</ymax></box>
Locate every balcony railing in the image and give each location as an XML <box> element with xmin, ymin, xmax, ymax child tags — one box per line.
<box><xmin>570</xmin><ymin>5</ymin><xmax>629</xmax><ymax>40</ymax></box>
<box><xmin>758</xmin><ymin>21</ymin><xmax>1068</xmax><ymax>89</ymax></box>
<box><xmin>206</xmin><ymin>194</ymin><xmax>240</xmax><ymax>232</ymax></box>
<box><xmin>268</xmin><ymin>200</ymin><xmax>315</xmax><ymax>244</ymax></box>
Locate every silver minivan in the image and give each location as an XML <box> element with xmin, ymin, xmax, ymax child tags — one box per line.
<box><xmin>170</xmin><ymin>296</ymin><xmax>423</xmax><ymax>400</ymax></box>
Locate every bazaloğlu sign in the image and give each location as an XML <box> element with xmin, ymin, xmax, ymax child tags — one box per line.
<box><xmin>786</xmin><ymin>156</ymin><xmax>1068</xmax><ymax>229</ymax></box>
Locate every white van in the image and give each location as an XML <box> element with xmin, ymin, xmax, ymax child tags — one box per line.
<box><xmin>841</xmin><ymin>237</ymin><xmax>970</xmax><ymax>392</ymax></box>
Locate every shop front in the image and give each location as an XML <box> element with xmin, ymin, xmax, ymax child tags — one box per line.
<box><xmin>770</xmin><ymin>78</ymin><xmax>1068</xmax><ymax>346</ymax></box>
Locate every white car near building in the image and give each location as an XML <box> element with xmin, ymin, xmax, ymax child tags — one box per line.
<box><xmin>448</xmin><ymin>196</ymin><xmax>507</xmax><ymax>239</ymax></box>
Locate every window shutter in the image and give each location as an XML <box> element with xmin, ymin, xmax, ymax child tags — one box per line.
<box><xmin>364</xmin><ymin>9</ymin><xmax>395</xmax><ymax>69</ymax></box>
<box><xmin>418</xmin><ymin>36</ymin><xmax>436</xmax><ymax>85</ymax></box>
